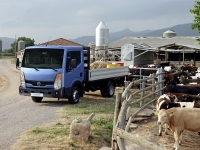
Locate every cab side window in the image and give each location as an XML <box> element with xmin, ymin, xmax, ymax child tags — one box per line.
<box><xmin>66</xmin><ymin>51</ymin><xmax>81</xmax><ymax>72</ymax></box>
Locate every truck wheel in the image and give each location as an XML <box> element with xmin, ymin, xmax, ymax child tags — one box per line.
<box><xmin>31</xmin><ymin>97</ymin><xmax>43</xmax><ymax>103</ymax></box>
<box><xmin>101</xmin><ymin>81</ymin><xmax>115</xmax><ymax>97</ymax></box>
<box><xmin>105</xmin><ymin>81</ymin><xmax>115</xmax><ymax>97</ymax></box>
<box><xmin>68</xmin><ymin>86</ymin><xmax>80</xmax><ymax>104</ymax></box>
<box><xmin>100</xmin><ymin>88</ymin><xmax>106</xmax><ymax>97</ymax></box>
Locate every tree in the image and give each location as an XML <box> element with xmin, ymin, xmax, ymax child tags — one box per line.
<box><xmin>11</xmin><ymin>37</ymin><xmax>35</xmax><ymax>52</ymax></box>
<box><xmin>190</xmin><ymin>0</ymin><xmax>200</xmax><ymax>43</ymax></box>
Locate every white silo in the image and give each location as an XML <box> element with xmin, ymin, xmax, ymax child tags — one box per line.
<box><xmin>0</xmin><ymin>39</ymin><xmax>2</xmax><ymax>57</ymax></box>
<box><xmin>163</xmin><ymin>30</ymin><xmax>176</xmax><ymax>38</ymax></box>
<box><xmin>95</xmin><ymin>21</ymin><xmax>109</xmax><ymax>50</ymax></box>
<box><xmin>18</xmin><ymin>40</ymin><xmax>25</xmax><ymax>51</ymax></box>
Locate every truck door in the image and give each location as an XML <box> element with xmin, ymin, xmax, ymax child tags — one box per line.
<box><xmin>65</xmin><ymin>50</ymin><xmax>84</xmax><ymax>87</ymax></box>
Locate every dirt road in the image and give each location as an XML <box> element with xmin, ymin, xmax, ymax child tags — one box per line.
<box><xmin>0</xmin><ymin>59</ymin><xmax>66</xmax><ymax>150</ymax></box>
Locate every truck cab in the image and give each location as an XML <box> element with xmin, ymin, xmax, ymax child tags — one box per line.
<box><xmin>17</xmin><ymin>45</ymin><xmax>87</xmax><ymax>104</ymax></box>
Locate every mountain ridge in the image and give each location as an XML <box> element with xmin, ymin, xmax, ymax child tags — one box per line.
<box><xmin>1</xmin><ymin>23</ymin><xmax>199</xmax><ymax>50</ymax></box>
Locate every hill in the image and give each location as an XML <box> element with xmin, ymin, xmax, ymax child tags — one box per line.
<box><xmin>1</xmin><ymin>23</ymin><xmax>199</xmax><ymax>49</ymax></box>
<box><xmin>71</xmin><ymin>23</ymin><xmax>199</xmax><ymax>46</ymax></box>
<box><xmin>0</xmin><ymin>37</ymin><xmax>15</xmax><ymax>50</ymax></box>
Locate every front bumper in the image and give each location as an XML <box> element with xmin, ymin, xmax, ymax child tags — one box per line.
<box><xmin>19</xmin><ymin>86</ymin><xmax>69</xmax><ymax>98</ymax></box>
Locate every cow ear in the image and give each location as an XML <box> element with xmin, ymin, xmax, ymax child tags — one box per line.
<box><xmin>168</xmin><ymin>112</ymin><xmax>173</xmax><ymax>116</ymax></box>
<box><xmin>153</xmin><ymin>109</ymin><xmax>158</xmax><ymax>115</ymax></box>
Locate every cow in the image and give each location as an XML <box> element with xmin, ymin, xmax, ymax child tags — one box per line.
<box><xmin>165</xmin><ymin>85</ymin><xmax>200</xmax><ymax>95</ymax></box>
<box><xmin>156</xmin><ymin>94</ymin><xmax>178</xmax><ymax>111</ymax></box>
<box><xmin>154</xmin><ymin>94</ymin><xmax>178</xmax><ymax>136</ymax></box>
<box><xmin>156</xmin><ymin>108</ymin><xmax>200</xmax><ymax>150</ymax></box>
<box><xmin>158</xmin><ymin>100</ymin><xmax>196</xmax><ymax>110</ymax></box>
<box><xmin>164</xmin><ymin>71</ymin><xmax>191</xmax><ymax>85</ymax></box>
<box><xmin>179</xmin><ymin>75</ymin><xmax>200</xmax><ymax>85</ymax></box>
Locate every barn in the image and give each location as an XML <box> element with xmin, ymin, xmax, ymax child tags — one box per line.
<box><xmin>108</xmin><ymin>30</ymin><xmax>200</xmax><ymax>66</ymax></box>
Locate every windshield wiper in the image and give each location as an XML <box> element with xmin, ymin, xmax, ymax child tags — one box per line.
<box><xmin>34</xmin><ymin>67</ymin><xmax>39</xmax><ymax>71</ymax></box>
<box><xmin>49</xmin><ymin>67</ymin><xmax>57</xmax><ymax>71</ymax></box>
<box><xmin>26</xmin><ymin>65</ymin><xmax>39</xmax><ymax>71</ymax></box>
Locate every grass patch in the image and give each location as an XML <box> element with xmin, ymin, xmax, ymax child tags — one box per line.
<box><xmin>10</xmin><ymin>89</ymin><xmax>155</xmax><ymax>150</ymax></box>
<box><xmin>11</xmin><ymin>92</ymin><xmax>116</xmax><ymax>150</ymax></box>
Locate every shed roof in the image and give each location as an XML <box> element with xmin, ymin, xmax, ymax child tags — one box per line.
<box><xmin>38</xmin><ymin>38</ymin><xmax>82</xmax><ymax>46</ymax></box>
<box><xmin>157</xmin><ymin>43</ymin><xmax>200</xmax><ymax>51</ymax></box>
<box><xmin>108</xmin><ymin>36</ymin><xmax>200</xmax><ymax>48</ymax></box>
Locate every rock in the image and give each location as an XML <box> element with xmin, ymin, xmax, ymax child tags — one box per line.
<box><xmin>99</xmin><ymin>146</ymin><xmax>111</xmax><ymax>150</ymax></box>
<box><xmin>127</xmin><ymin>108</ymin><xmax>154</xmax><ymax>118</ymax></box>
<box><xmin>130</xmin><ymin>123</ymin><xmax>138</xmax><ymax>129</ymax></box>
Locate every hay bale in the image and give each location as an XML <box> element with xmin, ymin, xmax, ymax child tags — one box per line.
<box><xmin>69</xmin><ymin>119</ymin><xmax>91</xmax><ymax>141</ymax></box>
<box><xmin>90</xmin><ymin>61</ymin><xmax>107</xmax><ymax>70</ymax></box>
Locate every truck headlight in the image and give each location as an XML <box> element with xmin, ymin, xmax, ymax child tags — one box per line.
<box><xmin>20</xmin><ymin>72</ymin><xmax>26</xmax><ymax>88</ymax></box>
<box><xmin>54</xmin><ymin>74</ymin><xmax>62</xmax><ymax>90</ymax></box>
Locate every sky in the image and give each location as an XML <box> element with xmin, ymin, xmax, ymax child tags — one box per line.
<box><xmin>0</xmin><ymin>0</ymin><xmax>195</xmax><ymax>44</ymax></box>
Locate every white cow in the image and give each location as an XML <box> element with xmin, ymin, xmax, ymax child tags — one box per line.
<box><xmin>157</xmin><ymin>108</ymin><xmax>200</xmax><ymax>150</ymax></box>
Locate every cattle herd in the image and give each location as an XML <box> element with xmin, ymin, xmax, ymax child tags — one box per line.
<box><xmin>147</xmin><ymin>63</ymin><xmax>200</xmax><ymax>150</ymax></box>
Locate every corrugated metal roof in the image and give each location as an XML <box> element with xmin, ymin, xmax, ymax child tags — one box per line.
<box><xmin>108</xmin><ymin>36</ymin><xmax>200</xmax><ymax>48</ymax></box>
<box><xmin>158</xmin><ymin>43</ymin><xmax>200</xmax><ymax>50</ymax></box>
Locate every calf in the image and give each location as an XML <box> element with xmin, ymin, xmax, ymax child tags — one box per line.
<box><xmin>156</xmin><ymin>94</ymin><xmax>178</xmax><ymax>111</ymax></box>
<box><xmin>157</xmin><ymin>108</ymin><xmax>200</xmax><ymax>150</ymax></box>
<box><xmin>154</xmin><ymin>94</ymin><xmax>178</xmax><ymax>136</ymax></box>
<box><xmin>159</xmin><ymin>100</ymin><xmax>195</xmax><ymax>110</ymax></box>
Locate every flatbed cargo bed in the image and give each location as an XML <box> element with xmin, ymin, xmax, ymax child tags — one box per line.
<box><xmin>88</xmin><ymin>66</ymin><xmax>129</xmax><ymax>81</ymax></box>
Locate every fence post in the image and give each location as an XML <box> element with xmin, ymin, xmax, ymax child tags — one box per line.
<box><xmin>151</xmin><ymin>73</ymin><xmax>156</xmax><ymax>100</ymax></box>
<box><xmin>112</xmin><ymin>93</ymin><xmax>122</xmax><ymax>150</ymax></box>
<box><xmin>157</xmin><ymin>68</ymin><xmax>163</xmax><ymax>96</ymax></box>
<box><xmin>140</xmin><ymin>78</ymin><xmax>145</xmax><ymax>107</ymax></box>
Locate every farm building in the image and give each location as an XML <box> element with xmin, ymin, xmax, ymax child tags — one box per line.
<box><xmin>108</xmin><ymin>30</ymin><xmax>200</xmax><ymax>66</ymax></box>
<box><xmin>38</xmin><ymin>38</ymin><xmax>82</xmax><ymax>46</ymax></box>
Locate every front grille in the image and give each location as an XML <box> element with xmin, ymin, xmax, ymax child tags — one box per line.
<box><xmin>26</xmin><ymin>80</ymin><xmax>54</xmax><ymax>86</ymax></box>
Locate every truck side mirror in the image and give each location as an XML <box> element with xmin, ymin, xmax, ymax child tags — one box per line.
<box><xmin>16</xmin><ymin>58</ymin><xmax>20</xmax><ymax>69</ymax></box>
<box><xmin>71</xmin><ymin>59</ymin><xmax>77</xmax><ymax>68</ymax></box>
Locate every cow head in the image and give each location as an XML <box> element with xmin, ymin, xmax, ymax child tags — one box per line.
<box><xmin>157</xmin><ymin>109</ymin><xmax>174</xmax><ymax>125</ymax></box>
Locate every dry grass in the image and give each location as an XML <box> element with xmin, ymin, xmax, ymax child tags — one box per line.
<box><xmin>10</xmin><ymin>87</ymin><xmax>155</xmax><ymax>150</ymax></box>
<box><xmin>90</xmin><ymin>61</ymin><xmax>107</xmax><ymax>69</ymax></box>
<box><xmin>11</xmin><ymin>91</ymin><xmax>117</xmax><ymax>150</ymax></box>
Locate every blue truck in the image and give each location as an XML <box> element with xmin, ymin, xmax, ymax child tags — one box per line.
<box><xmin>16</xmin><ymin>45</ymin><xmax>129</xmax><ymax>104</ymax></box>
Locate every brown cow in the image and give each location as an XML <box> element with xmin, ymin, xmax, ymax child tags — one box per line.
<box><xmin>157</xmin><ymin>108</ymin><xmax>200</xmax><ymax>150</ymax></box>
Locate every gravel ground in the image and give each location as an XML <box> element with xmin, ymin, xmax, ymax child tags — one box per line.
<box><xmin>0</xmin><ymin>59</ymin><xmax>66</xmax><ymax>150</ymax></box>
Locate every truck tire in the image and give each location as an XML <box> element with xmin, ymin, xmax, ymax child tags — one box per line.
<box><xmin>101</xmin><ymin>81</ymin><xmax>115</xmax><ymax>97</ymax></box>
<box><xmin>31</xmin><ymin>97</ymin><xmax>43</xmax><ymax>103</ymax></box>
<box><xmin>68</xmin><ymin>86</ymin><xmax>80</xmax><ymax>104</ymax></box>
<box><xmin>100</xmin><ymin>88</ymin><xmax>106</xmax><ymax>97</ymax></box>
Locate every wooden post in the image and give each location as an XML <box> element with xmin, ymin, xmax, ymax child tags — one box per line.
<box><xmin>140</xmin><ymin>78</ymin><xmax>145</xmax><ymax>107</ymax></box>
<box><xmin>112</xmin><ymin>93</ymin><xmax>122</xmax><ymax>150</ymax></box>
<box><xmin>114</xmin><ymin>127</ymin><xmax>164</xmax><ymax>150</ymax></box>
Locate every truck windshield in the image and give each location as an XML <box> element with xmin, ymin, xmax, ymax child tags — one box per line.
<box><xmin>21</xmin><ymin>48</ymin><xmax>64</xmax><ymax>69</ymax></box>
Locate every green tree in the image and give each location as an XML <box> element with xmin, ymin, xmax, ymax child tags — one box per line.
<box><xmin>11</xmin><ymin>37</ymin><xmax>35</xmax><ymax>52</ymax></box>
<box><xmin>190</xmin><ymin>0</ymin><xmax>200</xmax><ymax>43</ymax></box>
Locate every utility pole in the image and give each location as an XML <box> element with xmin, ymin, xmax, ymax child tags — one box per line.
<box><xmin>15</xmin><ymin>35</ymin><xmax>17</xmax><ymax>58</ymax></box>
